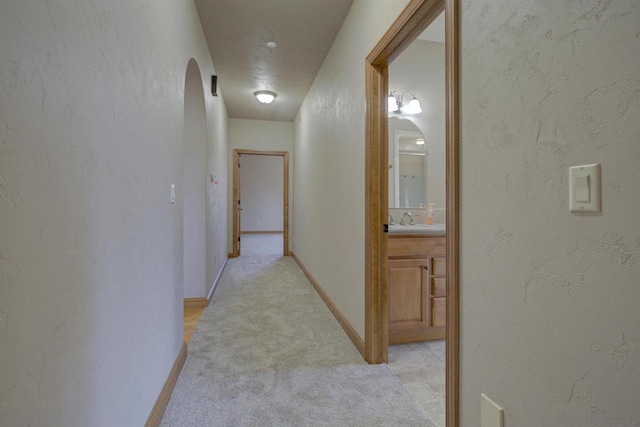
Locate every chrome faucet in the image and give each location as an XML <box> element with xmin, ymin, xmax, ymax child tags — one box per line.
<box><xmin>400</xmin><ymin>211</ymin><xmax>414</xmax><ymax>225</ymax></box>
<box><xmin>389</xmin><ymin>214</ymin><xmax>395</xmax><ymax>225</ymax></box>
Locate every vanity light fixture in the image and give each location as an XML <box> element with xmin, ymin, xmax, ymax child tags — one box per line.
<box><xmin>388</xmin><ymin>91</ymin><xmax>422</xmax><ymax>115</ymax></box>
<box><xmin>416</xmin><ymin>138</ymin><xmax>425</xmax><ymax>145</ymax></box>
<box><xmin>254</xmin><ymin>90</ymin><xmax>277</xmax><ymax>104</ymax></box>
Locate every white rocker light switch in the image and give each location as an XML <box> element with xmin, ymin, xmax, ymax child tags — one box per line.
<box><xmin>569</xmin><ymin>164</ymin><xmax>600</xmax><ymax>212</ymax></box>
<box><xmin>574</xmin><ymin>175</ymin><xmax>590</xmax><ymax>203</ymax></box>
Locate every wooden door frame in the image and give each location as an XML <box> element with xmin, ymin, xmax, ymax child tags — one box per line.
<box><xmin>232</xmin><ymin>149</ymin><xmax>290</xmax><ymax>257</ymax></box>
<box><xmin>364</xmin><ymin>0</ymin><xmax>459</xmax><ymax>426</ymax></box>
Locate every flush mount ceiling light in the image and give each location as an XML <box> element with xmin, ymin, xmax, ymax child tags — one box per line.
<box><xmin>416</xmin><ymin>138</ymin><xmax>425</xmax><ymax>145</ymax></box>
<box><xmin>388</xmin><ymin>91</ymin><xmax>422</xmax><ymax>115</ymax></box>
<box><xmin>254</xmin><ymin>90</ymin><xmax>277</xmax><ymax>104</ymax></box>
<box><xmin>266</xmin><ymin>41</ymin><xmax>277</xmax><ymax>49</ymax></box>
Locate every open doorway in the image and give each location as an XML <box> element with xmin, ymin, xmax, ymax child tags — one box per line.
<box><xmin>182</xmin><ymin>58</ymin><xmax>208</xmax><ymax>341</ymax></box>
<box><xmin>364</xmin><ymin>0</ymin><xmax>459</xmax><ymax>426</ymax></box>
<box><xmin>231</xmin><ymin>149</ymin><xmax>289</xmax><ymax>257</ymax></box>
<box><xmin>385</xmin><ymin>16</ymin><xmax>447</xmax><ymax>425</ymax></box>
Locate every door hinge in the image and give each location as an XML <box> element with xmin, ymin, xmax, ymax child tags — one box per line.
<box><xmin>383</xmin><ymin>224</ymin><xmax>389</xmax><ymax>233</ymax></box>
<box><xmin>238</xmin><ymin>162</ymin><xmax>241</xmax><ymax>168</ymax></box>
<box><xmin>238</xmin><ymin>237</ymin><xmax>241</xmax><ymax>242</ymax></box>
<box><xmin>237</xmin><ymin>200</ymin><xmax>241</xmax><ymax>205</ymax></box>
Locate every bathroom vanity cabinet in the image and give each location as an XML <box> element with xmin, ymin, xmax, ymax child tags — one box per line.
<box><xmin>388</xmin><ymin>234</ymin><xmax>446</xmax><ymax>344</ymax></box>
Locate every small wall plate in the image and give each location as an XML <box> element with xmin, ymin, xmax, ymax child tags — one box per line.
<box><xmin>569</xmin><ymin>163</ymin><xmax>601</xmax><ymax>213</ymax></box>
<box><xmin>481</xmin><ymin>393</ymin><xmax>504</xmax><ymax>427</ymax></box>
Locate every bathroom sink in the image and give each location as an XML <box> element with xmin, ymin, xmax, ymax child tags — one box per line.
<box><xmin>388</xmin><ymin>223</ymin><xmax>446</xmax><ymax>235</ymax></box>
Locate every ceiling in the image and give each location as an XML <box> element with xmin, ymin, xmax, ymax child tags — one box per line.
<box><xmin>194</xmin><ymin>0</ymin><xmax>355</xmax><ymax>122</ymax></box>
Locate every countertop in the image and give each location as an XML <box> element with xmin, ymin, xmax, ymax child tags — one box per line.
<box><xmin>388</xmin><ymin>223</ymin><xmax>446</xmax><ymax>236</ymax></box>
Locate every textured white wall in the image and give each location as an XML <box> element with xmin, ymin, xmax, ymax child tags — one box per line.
<box><xmin>0</xmin><ymin>0</ymin><xmax>227</xmax><ymax>426</ymax></box>
<box><xmin>293</xmin><ymin>0</ymin><xmax>410</xmax><ymax>338</ymax></box>
<box><xmin>227</xmin><ymin>118</ymin><xmax>293</xmax><ymax>252</ymax></box>
<box><xmin>240</xmin><ymin>155</ymin><xmax>284</xmax><ymax>232</ymax></box>
<box><xmin>389</xmin><ymin>39</ymin><xmax>446</xmax><ymax>210</ymax></box>
<box><xmin>460</xmin><ymin>1</ymin><xmax>640</xmax><ymax>425</ymax></box>
<box><xmin>206</xmin><ymin>75</ymin><xmax>228</xmax><ymax>297</ymax></box>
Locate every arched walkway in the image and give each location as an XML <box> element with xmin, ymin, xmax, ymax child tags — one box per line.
<box><xmin>183</xmin><ymin>58</ymin><xmax>207</xmax><ymax>300</ymax></box>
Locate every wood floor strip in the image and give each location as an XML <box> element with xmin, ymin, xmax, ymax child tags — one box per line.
<box><xmin>183</xmin><ymin>297</ymin><xmax>207</xmax><ymax>310</ymax></box>
<box><xmin>145</xmin><ymin>342</ymin><xmax>187</xmax><ymax>427</ymax></box>
<box><xmin>291</xmin><ymin>252</ymin><xmax>366</xmax><ymax>359</ymax></box>
<box><xmin>184</xmin><ymin>308</ymin><xmax>205</xmax><ymax>344</ymax></box>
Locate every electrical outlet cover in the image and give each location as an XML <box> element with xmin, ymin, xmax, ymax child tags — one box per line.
<box><xmin>481</xmin><ymin>393</ymin><xmax>504</xmax><ymax>427</ymax></box>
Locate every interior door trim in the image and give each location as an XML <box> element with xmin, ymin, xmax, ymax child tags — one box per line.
<box><xmin>364</xmin><ymin>1</ymin><xmax>459</xmax><ymax>426</ymax></box>
<box><xmin>231</xmin><ymin>149</ymin><xmax>289</xmax><ymax>257</ymax></box>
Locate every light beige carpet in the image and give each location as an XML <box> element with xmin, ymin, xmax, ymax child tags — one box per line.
<box><xmin>161</xmin><ymin>251</ymin><xmax>435</xmax><ymax>426</ymax></box>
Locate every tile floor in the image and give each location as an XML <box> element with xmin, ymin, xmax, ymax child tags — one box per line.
<box><xmin>387</xmin><ymin>340</ymin><xmax>446</xmax><ymax>427</ymax></box>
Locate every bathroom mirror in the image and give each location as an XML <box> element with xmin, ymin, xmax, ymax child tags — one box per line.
<box><xmin>388</xmin><ymin>117</ymin><xmax>427</xmax><ymax>208</ymax></box>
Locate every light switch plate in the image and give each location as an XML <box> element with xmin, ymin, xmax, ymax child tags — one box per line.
<box><xmin>569</xmin><ymin>163</ymin><xmax>601</xmax><ymax>212</ymax></box>
<box><xmin>481</xmin><ymin>393</ymin><xmax>504</xmax><ymax>427</ymax></box>
<box><xmin>170</xmin><ymin>183</ymin><xmax>176</xmax><ymax>205</ymax></box>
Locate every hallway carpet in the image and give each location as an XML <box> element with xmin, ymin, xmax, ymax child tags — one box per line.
<box><xmin>161</xmin><ymin>248</ymin><xmax>434</xmax><ymax>426</ymax></box>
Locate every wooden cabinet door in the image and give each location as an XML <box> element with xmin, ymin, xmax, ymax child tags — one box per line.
<box><xmin>388</xmin><ymin>258</ymin><xmax>429</xmax><ymax>333</ymax></box>
<box><xmin>431</xmin><ymin>297</ymin><xmax>446</xmax><ymax>327</ymax></box>
<box><xmin>431</xmin><ymin>257</ymin><xmax>447</xmax><ymax>328</ymax></box>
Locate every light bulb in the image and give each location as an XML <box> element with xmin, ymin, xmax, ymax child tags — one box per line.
<box><xmin>388</xmin><ymin>94</ymin><xmax>399</xmax><ymax>112</ymax></box>
<box><xmin>404</xmin><ymin>97</ymin><xmax>422</xmax><ymax>114</ymax></box>
<box><xmin>254</xmin><ymin>90</ymin><xmax>277</xmax><ymax>104</ymax></box>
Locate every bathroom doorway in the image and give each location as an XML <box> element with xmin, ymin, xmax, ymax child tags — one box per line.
<box><xmin>231</xmin><ymin>149</ymin><xmax>289</xmax><ymax>257</ymax></box>
<box><xmin>364</xmin><ymin>0</ymin><xmax>459</xmax><ymax>426</ymax></box>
